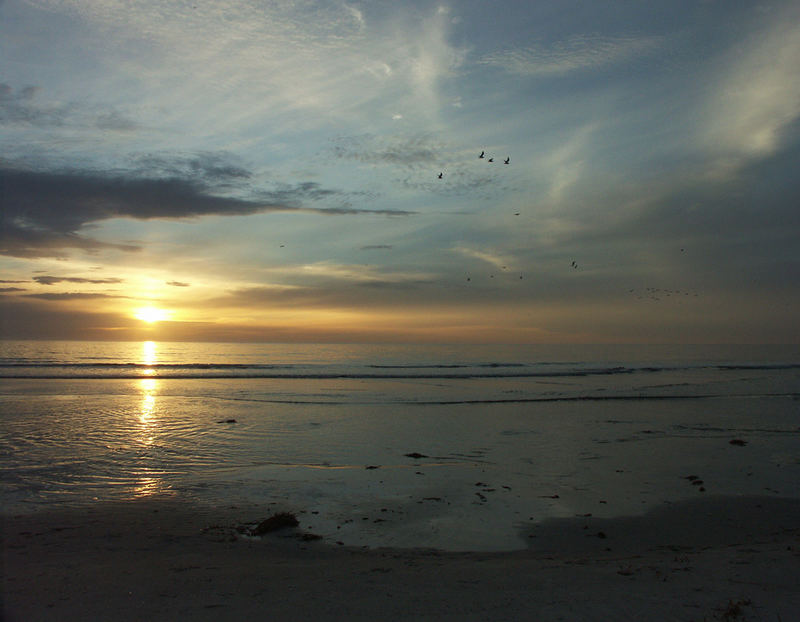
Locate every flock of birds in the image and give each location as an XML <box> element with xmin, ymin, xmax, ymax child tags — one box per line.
<box><xmin>629</xmin><ymin>287</ymin><xmax>699</xmax><ymax>301</ymax></box>
<box><xmin>438</xmin><ymin>150</ymin><xmax>509</xmax><ymax>179</ymax></box>
<box><xmin>434</xmin><ymin>150</ymin><xmax>698</xmax><ymax>299</ymax></box>
<box><xmin>272</xmin><ymin>147</ymin><xmax>699</xmax><ymax>303</ymax></box>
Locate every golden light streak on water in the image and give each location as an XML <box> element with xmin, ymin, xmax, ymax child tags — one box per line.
<box><xmin>142</xmin><ymin>340</ymin><xmax>157</xmax><ymax>366</ymax></box>
<box><xmin>133</xmin><ymin>372</ymin><xmax>162</xmax><ymax>497</ymax></box>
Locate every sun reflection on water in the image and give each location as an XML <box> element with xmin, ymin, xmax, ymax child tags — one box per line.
<box><xmin>142</xmin><ymin>340</ymin><xmax>157</xmax><ymax>376</ymax></box>
<box><xmin>133</xmin><ymin>343</ymin><xmax>163</xmax><ymax>497</ymax></box>
<box><xmin>140</xmin><ymin>378</ymin><xmax>157</xmax><ymax>424</ymax></box>
<box><xmin>132</xmin><ymin>474</ymin><xmax>164</xmax><ymax>499</ymax></box>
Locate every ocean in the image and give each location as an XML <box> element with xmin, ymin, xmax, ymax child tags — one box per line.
<box><xmin>1</xmin><ymin>341</ymin><xmax>798</xmax><ymax>550</ymax></box>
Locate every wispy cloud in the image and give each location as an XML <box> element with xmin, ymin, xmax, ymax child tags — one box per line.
<box><xmin>452</xmin><ymin>246</ymin><xmax>516</xmax><ymax>271</ymax></box>
<box><xmin>701</xmin><ymin>4</ymin><xmax>800</xmax><ymax>174</ymax></box>
<box><xmin>0</xmin><ymin>83</ymin><xmax>67</xmax><ymax>127</ymax></box>
<box><xmin>130</xmin><ymin>153</ymin><xmax>252</xmax><ymax>184</ymax></box>
<box><xmin>479</xmin><ymin>34</ymin><xmax>663</xmax><ymax>77</ymax></box>
<box><xmin>33</xmin><ymin>275</ymin><xmax>124</xmax><ymax>286</ymax></box>
<box><xmin>21</xmin><ymin>0</ymin><xmax>465</xmax><ymax>130</ymax></box>
<box><xmin>24</xmin><ymin>292</ymin><xmax>126</xmax><ymax>300</ymax></box>
<box><xmin>0</xmin><ymin>82</ymin><xmax>138</xmax><ymax>131</ymax></box>
<box><xmin>331</xmin><ymin>134</ymin><xmax>443</xmax><ymax>169</ymax></box>
<box><xmin>295</xmin><ymin>261</ymin><xmax>433</xmax><ymax>284</ymax></box>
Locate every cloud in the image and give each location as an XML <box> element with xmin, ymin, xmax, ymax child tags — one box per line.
<box><xmin>130</xmin><ymin>153</ymin><xmax>251</xmax><ymax>184</ymax></box>
<box><xmin>360</xmin><ymin>245</ymin><xmax>393</xmax><ymax>251</ymax></box>
<box><xmin>701</xmin><ymin>4</ymin><xmax>800</xmax><ymax>174</ymax></box>
<box><xmin>330</xmin><ymin>133</ymin><xmax>504</xmax><ymax>197</ymax></box>
<box><xmin>310</xmin><ymin>206</ymin><xmax>416</xmax><ymax>216</ymax></box>
<box><xmin>452</xmin><ymin>246</ymin><xmax>516</xmax><ymax>271</ymax></box>
<box><xmin>32</xmin><ymin>275</ymin><xmax>124</xmax><ymax>285</ymax></box>
<box><xmin>479</xmin><ymin>34</ymin><xmax>663</xmax><ymax>77</ymax></box>
<box><xmin>19</xmin><ymin>1</ymin><xmax>465</xmax><ymax>129</ymax></box>
<box><xmin>210</xmin><ymin>280</ymin><xmax>433</xmax><ymax>312</ymax></box>
<box><xmin>0</xmin><ymin>223</ymin><xmax>141</xmax><ymax>259</ymax></box>
<box><xmin>1</xmin><ymin>166</ymin><xmax>268</xmax><ymax>257</ymax></box>
<box><xmin>23</xmin><ymin>292</ymin><xmax>125</xmax><ymax>300</ymax></box>
<box><xmin>331</xmin><ymin>134</ymin><xmax>442</xmax><ymax>169</ymax></box>
<box><xmin>254</xmin><ymin>181</ymin><xmax>341</xmax><ymax>204</ymax></box>
<box><xmin>0</xmin><ymin>83</ymin><xmax>68</xmax><ymax>127</ymax></box>
<box><xmin>1</xmin><ymin>164</ymin><xmax>414</xmax><ymax>258</ymax></box>
<box><xmin>0</xmin><ymin>297</ymin><xmax>146</xmax><ymax>340</ymax></box>
<box><xmin>294</xmin><ymin>261</ymin><xmax>433</xmax><ymax>284</ymax></box>
<box><xmin>0</xmin><ymin>82</ymin><xmax>139</xmax><ymax>131</ymax></box>
<box><xmin>166</xmin><ymin>280</ymin><xmax>190</xmax><ymax>287</ymax></box>
<box><xmin>94</xmin><ymin>109</ymin><xmax>138</xmax><ymax>131</ymax></box>
<box><xmin>0</xmin><ymin>287</ymin><xmax>26</xmax><ymax>293</ymax></box>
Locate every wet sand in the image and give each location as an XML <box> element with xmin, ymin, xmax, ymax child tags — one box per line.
<box><xmin>3</xmin><ymin>495</ymin><xmax>799</xmax><ymax>621</ymax></box>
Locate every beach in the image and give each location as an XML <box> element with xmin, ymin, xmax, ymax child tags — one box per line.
<box><xmin>3</xmin><ymin>495</ymin><xmax>799</xmax><ymax>621</ymax></box>
<box><xmin>2</xmin><ymin>342</ymin><xmax>799</xmax><ymax>619</ymax></box>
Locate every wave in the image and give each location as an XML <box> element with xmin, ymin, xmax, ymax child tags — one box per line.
<box><xmin>369</xmin><ymin>362</ymin><xmax>529</xmax><ymax>369</ymax></box>
<box><xmin>1</xmin><ymin>361</ymin><xmax>798</xmax><ymax>380</ymax></box>
<box><xmin>0</xmin><ymin>363</ymin><xmax>630</xmax><ymax>379</ymax></box>
<box><xmin>0</xmin><ymin>362</ymin><xmax>296</xmax><ymax>370</ymax></box>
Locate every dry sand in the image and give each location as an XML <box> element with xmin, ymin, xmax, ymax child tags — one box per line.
<box><xmin>3</xmin><ymin>495</ymin><xmax>799</xmax><ymax>621</ymax></box>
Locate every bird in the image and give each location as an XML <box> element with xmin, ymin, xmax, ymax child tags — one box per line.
<box><xmin>504</xmin><ymin>157</ymin><xmax>510</xmax><ymax>164</ymax></box>
<box><xmin>488</xmin><ymin>157</ymin><xmax>494</xmax><ymax>163</ymax></box>
<box><xmin>438</xmin><ymin>172</ymin><xmax>443</xmax><ymax>179</ymax></box>
<box><xmin>479</xmin><ymin>151</ymin><xmax>485</xmax><ymax>159</ymax></box>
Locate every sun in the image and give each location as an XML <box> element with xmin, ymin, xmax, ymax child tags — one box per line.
<box><xmin>134</xmin><ymin>307</ymin><xmax>169</xmax><ymax>323</ymax></box>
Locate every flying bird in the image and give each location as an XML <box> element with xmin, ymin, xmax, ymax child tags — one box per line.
<box><xmin>479</xmin><ymin>151</ymin><xmax>485</xmax><ymax>159</ymax></box>
<box><xmin>438</xmin><ymin>172</ymin><xmax>443</xmax><ymax>179</ymax></box>
<box><xmin>488</xmin><ymin>157</ymin><xmax>494</xmax><ymax>163</ymax></box>
<box><xmin>504</xmin><ymin>157</ymin><xmax>510</xmax><ymax>164</ymax></box>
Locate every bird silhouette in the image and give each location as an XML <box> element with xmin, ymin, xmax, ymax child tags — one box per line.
<box><xmin>488</xmin><ymin>157</ymin><xmax>494</xmax><ymax>163</ymax></box>
<box><xmin>479</xmin><ymin>151</ymin><xmax>485</xmax><ymax>159</ymax></box>
<box><xmin>504</xmin><ymin>157</ymin><xmax>510</xmax><ymax>164</ymax></box>
<box><xmin>438</xmin><ymin>172</ymin><xmax>443</xmax><ymax>179</ymax></box>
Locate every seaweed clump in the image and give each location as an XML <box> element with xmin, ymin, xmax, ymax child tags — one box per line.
<box><xmin>251</xmin><ymin>512</ymin><xmax>299</xmax><ymax>536</ymax></box>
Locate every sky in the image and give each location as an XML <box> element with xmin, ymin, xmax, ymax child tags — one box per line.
<box><xmin>1</xmin><ymin>0</ymin><xmax>799</xmax><ymax>344</ymax></box>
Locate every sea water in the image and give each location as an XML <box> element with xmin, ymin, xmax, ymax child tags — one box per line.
<box><xmin>1</xmin><ymin>341</ymin><xmax>798</xmax><ymax>550</ymax></box>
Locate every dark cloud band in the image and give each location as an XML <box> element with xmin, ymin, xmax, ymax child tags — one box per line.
<box><xmin>1</xmin><ymin>165</ymin><xmax>415</xmax><ymax>258</ymax></box>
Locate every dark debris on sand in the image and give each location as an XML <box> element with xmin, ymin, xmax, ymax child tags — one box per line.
<box><xmin>250</xmin><ymin>512</ymin><xmax>299</xmax><ymax>536</ymax></box>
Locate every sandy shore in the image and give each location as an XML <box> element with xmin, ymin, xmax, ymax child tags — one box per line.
<box><xmin>3</xmin><ymin>495</ymin><xmax>799</xmax><ymax>621</ymax></box>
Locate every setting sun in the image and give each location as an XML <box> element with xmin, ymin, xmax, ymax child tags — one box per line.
<box><xmin>134</xmin><ymin>307</ymin><xmax>169</xmax><ymax>323</ymax></box>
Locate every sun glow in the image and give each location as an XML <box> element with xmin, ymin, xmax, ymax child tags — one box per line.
<box><xmin>134</xmin><ymin>307</ymin><xmax>169</xmax><ymax>323</ymax></box>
